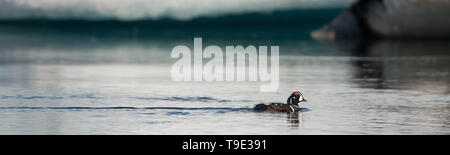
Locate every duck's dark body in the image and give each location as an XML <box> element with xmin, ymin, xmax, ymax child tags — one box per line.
<box><xmin>253</xmin><ymin>103</ymin><xmax>300</xmax><ymax>112</ymax></box>
<box><xmin>255</xmin><ymin>91</ymin><xmax>306</xmax><ymax>113</ymax></box>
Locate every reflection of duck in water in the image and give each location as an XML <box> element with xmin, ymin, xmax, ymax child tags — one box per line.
<box><xmin>287</xmin><ymin>112</ymin><xmax>302</xmax><ymax>127</ymax></box>
<box><xmin>253</xmin><ymin>91</ymin><xmax>307</xmax><ymax>112</ymax></box>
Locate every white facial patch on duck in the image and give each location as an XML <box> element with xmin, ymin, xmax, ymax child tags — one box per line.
<box><xmin>298</xmin><ymin>95</ymin><xmax>304</xmax><ymax>102</ymax></box>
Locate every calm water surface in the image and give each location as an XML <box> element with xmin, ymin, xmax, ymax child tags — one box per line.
<box><xmin>0</xmin><ymin>25</ymin><xmax>449</xmax><ymax>134</ymax></box>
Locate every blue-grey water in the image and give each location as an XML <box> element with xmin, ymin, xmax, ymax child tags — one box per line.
<box><xmin>0</xmin><ymin>15</ymin><xmax>449</xmax><ymax>134</ymax></box>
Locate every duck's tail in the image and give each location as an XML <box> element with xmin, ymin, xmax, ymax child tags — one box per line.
<box><xmin>253</xmin><ymin>104</ymin><xmax>268</xmax><ymax>111</ymax></box>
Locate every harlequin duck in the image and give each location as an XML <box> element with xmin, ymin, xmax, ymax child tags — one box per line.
<box><xmin>253</xmin><ymin>91</ymin><xmax>307</xmax><ymax>112</ymax></box>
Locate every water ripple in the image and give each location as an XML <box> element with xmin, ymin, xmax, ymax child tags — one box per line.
<box><xmin>69</xmin><ymin>93</ymin><xmax>102</xmax><ymax>99</ymax></box>
<box><xmin>0</xmin><ymin>95</ymin><xmax>64</xmax><ymax>100</ymax></box>
<box><xmin>166</xmin><ymin>111</ymin><xmax>190</xmax><ymax>116</ymax></box>
<box><xmin>133</xmin><ymin>96</ymin><xmax>233</xmax><ymax>103</ymax></box>
<box><xmin>0</xmin><ymin>106</ymin><xmax>252</xmax><ymax>111</ymax></box>
<box><xmin>1</xmin><ymin>94</ymin><xmax>102</xmax><ymax>100</ymax></box>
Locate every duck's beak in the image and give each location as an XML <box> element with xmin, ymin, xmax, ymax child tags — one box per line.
<box><xmin>302</xmin><ymin>98</ymin><xmax>307</xmax><ymax>102</ymax></box>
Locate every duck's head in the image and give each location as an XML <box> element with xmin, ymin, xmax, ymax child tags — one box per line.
<box><xmin>293</xmin><ymin>91</ymin><xmax>307</xmax><ymax>103</ymax></box>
